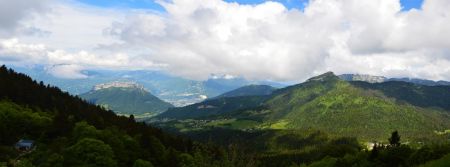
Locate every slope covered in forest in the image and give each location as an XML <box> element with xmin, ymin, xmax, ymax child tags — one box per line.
<box><xmin>0</xmin><ymin>65</ymin><xmax>244</xmax><ymax>167</ymax></box>
<box><xmin>80</xmin><ymin>83</ymin><xmax>173</xmax><ymax>116</ymax></box>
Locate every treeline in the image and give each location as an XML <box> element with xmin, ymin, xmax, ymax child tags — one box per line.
<box><xmin>0</xmin><ymin>65</ymin><xmax>252</xmax><ymax>167</ymax></box>
<box><xmin>294</xmin><ymin>131</ymin><xmax>450</xmax><ymax>167</ymax></box>
<box><xmin>183</xmin><ymin>128</ymin><xmax>450</xmax><ymax>166</ymax></box>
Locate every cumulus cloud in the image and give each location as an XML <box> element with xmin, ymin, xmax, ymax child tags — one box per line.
<box><xmin>0</xmin><ymin>38</ymin><xmax>164</xmax><ymax>79</ymax></box>
<box><xmin>101</xmin><ymin>0</ymin><xmax>450</xmax><ymax>81</ymax></box>
<box><xmin>0</xmin><ymin>0</ymin><xmax>52</xmax><ymax>36</ymax></box>
<box><xmin>18</xmin><ymin>2</ymin><xmax>126</xmax><ymax>51</ymax></box>
<box><xmin>1</xmin><ymin>0</ymin><xmax>450</xmax><ymax>81</ymax></box>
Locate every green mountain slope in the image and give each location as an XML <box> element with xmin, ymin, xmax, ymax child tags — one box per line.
<box><xmin>155</xmin><ymin>72</ymin><xmax>450</xmax><ymax>142</ymax></box>
<box><xmin>214</xmin><ymin>85</ymin><xmax>276</xmax><ymax>99</ymax></box>
<box><xmin>80</xmin><ymin>84</ymin><xmax>173</xmax><ymax>115</ymax></box>
<box><xmin>156</xmin><ymin>95</ymin><xmax>268</xmax><ymax>119</ymax></box>
<box><xmin>0</xmin><ymin>65</ymin><xmax>238</xmax><ymax>166</ymax></box>
<box><xmin>155</xmin><ymin>85</ymin><xmax>275</xmax><ymax>120</ymax></box>
<box><xmin>350</xmin><ymin>81</ymin><xmax>450</xmax><ymax>111</ymax></box>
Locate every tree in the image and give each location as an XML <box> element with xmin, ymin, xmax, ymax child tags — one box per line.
<box><xmin>72</xmin><ymin>121</ymin><xmax>99</xmax><ymax>141</ymax></box>
<box><xmin>129</xmin><ymin>114</ymin><xmax>135</xmax><ymax>122</ymax></box>
<box><xmin>65</xmin><ymin>138</ymin><xmax>117</xmax><ymax>167</ymax></box>
<box><xmin>16</xmin><ymin>159</ymin><xmax>34</xmax><ymax>167</ymax></box>
<box><xmin>133</xmin><ymin>159</ymin><xmax>154</xmax><ymax>167</ymax></box>
<box><xmin>388</xmin><ymin>131</ymin><xmax>401</xmax><ymax>147</ymax></box>
<box><xmin>369</xmin><ymin>143</ymin><xmax>379</xmax><ymax>161</ymax></box>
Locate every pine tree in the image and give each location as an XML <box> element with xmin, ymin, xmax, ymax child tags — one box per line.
<box><xmin>389</xmin><ymin>131</ymin><xmax>401</xmax><ymax>147</ymax></box>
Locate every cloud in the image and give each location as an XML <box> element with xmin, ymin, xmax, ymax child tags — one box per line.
<box><xmin>46</xmin><ymin>64</ymin><xmax>88</xmax><ymax>79</ymax></box>
<box><xmin>0</xmin><ymin>38</ymin><xmax>165</xmax><ymax>79</ymax></box>
<box><xmin>0</xmin><ymin>0</ymin><xmax>52</xmax><ymax>36</ymax></box>
<box><xmin>1</xmin><ymin>0</ymin><xmax>450</xmax><ymax>81</ymax></box>
<box><xmin>101</xmin><ymin>0</ymin><xmax>450</xmax><ymax>81</ymax></box>
<box><xmin>17</xmin><ymin>2</ymin><xmax>126</xmax><ymax>51</ymax></box>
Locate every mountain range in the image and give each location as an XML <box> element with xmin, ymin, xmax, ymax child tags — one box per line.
<box><xmin>11</xmin><ymin>65</ymin><xmax>285</xmax><ymax>106</ymax></box>
<box><xmin>339</xmin><ymin>74</ymin><xmax>450</xmax><ymax>86</ymax></box>
<box><xmin>154</xmin><ymin>72</ymin><xmax>450</xmax><ymax>142</ymax></box>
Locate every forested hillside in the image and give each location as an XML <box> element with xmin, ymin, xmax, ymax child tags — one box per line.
<box><xmin>80</xmin><ymin>85</ymin><xmax>173</xmax><ymax>116</ymax></box>
<box><xmin>0</xmin><ymin>65</ymin><xmax>251</xmax><ymax>167</ymax></box>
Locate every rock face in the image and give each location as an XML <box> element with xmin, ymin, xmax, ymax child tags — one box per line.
<box><xmin>338</xmin><ymin>74</ymin><xmax>387</xmax><ymax>83</ymax></box>
<box><xmin>93</xmin><ymin>81</ymin><xmax>145</xmax><ymax>91</ymax></box>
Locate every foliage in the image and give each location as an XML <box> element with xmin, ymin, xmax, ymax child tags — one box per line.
<box><xmin>389</xmin><ymin>131</ymin><xmax>401</xmax><ymax>147</ymax></box>
<box><xmin>64</xmin><ymin>138</ymin><xmax>117</xmax><ymax>167</ymax></box>
<box><xmin>133</xmin><ymin>159</ymin><xmax>154</xmax><ymax>167</ymax></box>
<box><xmin>420</xmin><ymin>153</ymin><xmax>450</xmax><ymax>167</ymax></box>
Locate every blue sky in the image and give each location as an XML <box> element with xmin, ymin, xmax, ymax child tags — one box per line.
<box><xmin>77</xmin><ymin>0</ymin><xmax>423</xmax><ymax>11</ymax></box>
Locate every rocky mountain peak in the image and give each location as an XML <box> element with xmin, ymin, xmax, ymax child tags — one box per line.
<box><xmin>93</xmin><ymin>81</ymin><xmax>145</xmax><ymax>91</ymax></box>
<box><xmin>307</xmin><ymin>72</ymin><xmax>338</xmax><ymax>82</ymax></box>
<box><xmin>338</xmin><ymin>74</ymin><xmax>387</xmax><ymax>83</ymax></box>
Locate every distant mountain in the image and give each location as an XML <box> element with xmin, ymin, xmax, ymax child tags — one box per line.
<box><xmin>11</xmin><ymin>65</ymin><xmax>285</xmax><ymax>106</ymax></box>
<box><xmin>156</xmin><ymin>85</ymin><xmax>276</xmax><ymax>119</ymax></box>
<box><xmin>155</xmin><ymin>72</ymin><xmax>450</xmax><ymax>142</ymax></box>
<box><xmin>214</xmin><ymin>85</ymin><xmax>276</xmax><ymax>98</ymax></box>
<box><xmin>156</xmin><ymin>95</ymin><xmax>268</xmax><ymax>119</ymax></box>
<box><xmin>339</xmin><ymin>74</ymin><xmax>450</xmax><ymax>86</ymax></box>
<box><xmin>387</xmin><ymin>78</ymin><xmax>450</xmax><ymax>86</ymax></box>
<box><xmin>338</xmin><ymin>74</ymin><xmax>386</xmax><ymax>83</ymax></box>
<box><xmin>80</xmin><ymin>81</ymin><xmax>173</xmax><ymax>116</ymax></box>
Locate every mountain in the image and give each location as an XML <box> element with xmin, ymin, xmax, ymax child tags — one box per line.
<box><xmin>156</xmin><ymin>84</ymin><xmax>275</xmax><ymax>119</ymax></box>
<box><xmin>156</xmin><ymin>95</ymin><xmax>268</xmax><ymax>120</ymax></box>
<box><xmin>339</xmin><ymin>73</ymin><xmax>450</xmax><ymax>86</ymax></box>
<box><xmin>80</xmin><ymin>81</ymin><xmax>173</xmax><ymax>116</ymax></box>
<box><xmin>0</xmin><ymin>65</ymin><xmax>235</xmax><ymax>166</ymax></box>
<box><xmin>214</xmin><ymin>85</ymin><xmax>276</xmax><ymax>98</ymax></box>
<box><xmin>11</xmin><ymin>65</ymin><xmax>285</xmax><ymax>106</ymax></box>
<box><xmin>154</xmin><ymin>72</ymin><xmax>450</xmax><ymax>142</ymax></box>
<box><xmin>338</xmin><ymin>74</ymin><xmax>386</xmax><ymax>83</ymax></box>
<box><xmin>387</xmin><ymin>77</ymin><xmax>450</xmax><ymax>86</ymax></box>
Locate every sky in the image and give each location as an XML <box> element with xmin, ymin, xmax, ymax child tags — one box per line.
<box><xmin>1</xmin><ymin>0</ymin><xmax>449</xmax><ymax>82</ymax></box>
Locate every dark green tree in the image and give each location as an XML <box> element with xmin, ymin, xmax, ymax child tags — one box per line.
<box><xmin>369</xmin><ymin>143</ymin><xmax>379</xmax><ymax>161</ymax></box>
<box><xmin>388</xmin><ymin>131</ymin><xmax>401</xmax><ymax>147</ymax></box>
<box><xmin>133</xmin><ymin>159</ymin><xmax>154</xmax><ymax>167</ymax></box>
<box><xmin>65</xmin><ymin>138</ymin><xmax>117</xmax><ymax>167</ymax></box>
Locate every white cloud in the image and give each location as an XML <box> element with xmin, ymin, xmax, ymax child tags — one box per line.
<box><xmin>0</xmin><ymin>38</ymin><xmax>164</xmax><ymax>79</ymax></box>
<box><xmin>46</xmin><ymin>64</ymin><xmax>88</xmax><ymax>79</ymax></box>
<box><xmin>17</xmin><ymin>2</ymin><xmax>125</xmax><ymax>51</ymax></box>
<box><xmin>1</xmin><ymin>0</ymin><xmax>450</xmax><ymax>81</ymax></box>
<box><xmin>102</xmin><ymin>0</ymin><xmax>450</xmax><ymax>81</ymax></box>
<box><xmin>0</xmin><ymin>0</ymin><xmax>52</xmax><ymax>36</ymax></box>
